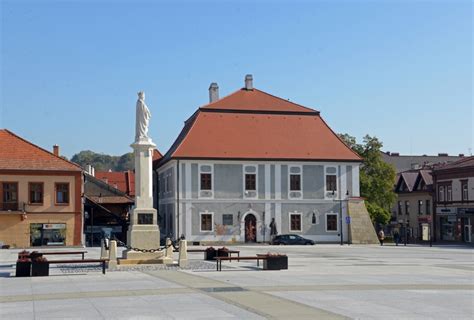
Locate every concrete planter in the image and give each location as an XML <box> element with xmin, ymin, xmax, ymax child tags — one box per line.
<box><xmin>31</xmin><ymin>262</ymin><xmax>49</xmax><ymax>277</ymax></box>
<box><xmin>217</xmin><ymin>247</ymin><xmax>229</xmax><ymax>258</ymax></box>
<box><xmin>15</xmin><ymin>260</ymin><xmax>31</xmax><ymax>277</ymax></box>
<box><xmin>205</xmin><ymin>247</ymin><xmax>217</xmax><ymax>261</ymax></box>
<box><xmin>263</xmin><ymin>256</ymin><xmax>288</xmax><ymax>270</ymax></box>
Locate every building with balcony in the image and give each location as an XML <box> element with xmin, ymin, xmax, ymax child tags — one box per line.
<box><xmin>0</xmin><ymin>129</ymin><xmax>83</xmax><ymax>248</ymax></box>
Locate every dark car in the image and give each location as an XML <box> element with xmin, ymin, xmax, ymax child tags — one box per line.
<box><xmin>272</xmin><ymin>234</ymin><xmax>315</xmax><ymax>245</ymax></box>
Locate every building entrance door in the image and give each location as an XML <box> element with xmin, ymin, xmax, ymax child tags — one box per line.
<box><xmin>464</xmin><ymin>225</ymin><xmax>472</xmax><ymax>243</ymax></box>
<box><xmin>245</xmin><ymin>214</ymin><xmax>257</xmax><ymax>243</ymax></box>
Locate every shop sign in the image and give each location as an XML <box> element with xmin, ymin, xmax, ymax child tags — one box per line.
<box><xmin>418</xmin><ymin>216</ymin><xmax>432</xmax><ymax>223</ymax></box>
<box><xmin>43</xmin><ymin>223</ymin><xmax>66</xmax><ymax>230</ymax></box>
<box><xmin>436</xmin><ymin>207</ymin><xmax>456</xmax><ymax>215</ymax></box>
<box><xmin>457</xmin><ymin>208</ymin><xmax>474</xmax><ymax>215</ymax></box>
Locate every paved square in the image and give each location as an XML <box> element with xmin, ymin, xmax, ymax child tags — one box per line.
<box><xmin>0</xmin><ymin>244</ymin><xmax>472</xmax><ymax>319</ymax></box>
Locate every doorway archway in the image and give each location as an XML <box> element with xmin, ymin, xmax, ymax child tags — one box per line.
<box><xmin>244</xmin><ymin>214</ymin><xmax>257</xmax><ymax>243</ymax></box>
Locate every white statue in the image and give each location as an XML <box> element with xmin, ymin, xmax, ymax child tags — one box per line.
<box><xmin>135</xmin><ymin>91</ymin><xmax>151</xmax><ymax>141</ymax></box>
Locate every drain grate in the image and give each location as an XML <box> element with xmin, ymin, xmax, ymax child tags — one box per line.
<box><xmin>199</xmin><ymin>286</ymin><xmax>247</xmax><ymax>293</ymax></box>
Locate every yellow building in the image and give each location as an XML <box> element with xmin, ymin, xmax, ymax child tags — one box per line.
<box><xmin>0</xmin><ymin>129</ymin><xmax>83</xmax><ymax>248</ymax></box>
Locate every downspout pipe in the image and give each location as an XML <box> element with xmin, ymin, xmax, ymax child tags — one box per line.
<box><xmin>176</xmin><ymin>160</ymin><xmax>180</xmax><ymax>241</ymax></box>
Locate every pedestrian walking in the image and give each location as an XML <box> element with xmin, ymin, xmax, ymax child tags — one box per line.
<box><xmin>378</xmin><ymin>229</ymin><xmax>385</xmax><ymax>246</ymax></box>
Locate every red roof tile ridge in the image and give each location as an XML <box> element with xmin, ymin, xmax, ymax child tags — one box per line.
<box><xmin>1</xmin><ymin>129</ymin><xmax>83</xmax><ymax>171</ymax></box>
<box><xmin>252</xmin><ymin>88</ymin><xmax>318</xmax><ymax>113</ymax></box>
<box><xmin>198</xmin><ymin>88</ymin><xmax>243</xmax><ymax>109</ymax></box>
<box><xmin>317</xmin><ymin>118</ymin><xmax>363</xmax><ymax>161</ymax></box>
<box><xmin>199</xmin><ymin>87</ymin><xmax>318</xmax><ymax>113</ymax></box>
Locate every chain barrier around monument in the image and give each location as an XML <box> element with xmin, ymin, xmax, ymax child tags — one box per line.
<box><xmin>109</xmin><ymin>236</ymin><xmax>174</xmax><ymax>253</ymax></box>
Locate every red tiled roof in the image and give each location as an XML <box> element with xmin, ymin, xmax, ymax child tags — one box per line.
<box><xmin>94</xmin><ymin>170</ymin><xmax>135</xmax><ymax>196</ymax></box>
<box><xmin>0</xmin><ymin>129</ymin><xmax>82</xmax><ymax>171</ymax></box>
<box><xmin>161</xmin><ymin>87</ymin><xmax>361</xmax><ymax>162</ymax></box>
<box><xmin>170</xmin><ymin>112</ymin><xmax>360</xmax><ymax>161</ymax></box>
<box><xmin>201</xmin><ymin>88</ymin><xmax>317</xmax><ymax>113</ymax></box>
<box><xmin>153</xmin><ymin>149</ymin><xmax>163</xmax><ymax>161</ymax></box>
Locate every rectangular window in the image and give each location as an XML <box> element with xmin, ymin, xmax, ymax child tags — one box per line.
<box><xmin>55</xmin><ymin>183</ymin><xmax>69</xmax><ymax>204</ymax></box>
<box><xmin>447</xmin><ymin>185</ymin><xmax>452</xmax><ymax>201</ymax></box>
<box><xmin>418</xmin><ymin>200</ymin><xmax>423</xmax><ymax>215</ymax></box>
<box><xmin>2</xmin><ymin>182</ymin><xmax>18</xmax><ymax>210</ymax></box>
<box><xmin>461</xmin><ymin>181</ymin><xmax>468</xmax><ymax>202</ymax></box>
<box><xmin>426</xmin><ymin>199</ymin><xmax>431</xmax><ymax>215</ymax></box>
<box><xmin>398</xmin><ymin>201</ymin><xmax>403</xmax><ymax>215</ymax></box>
<box><xmin>222</xmin><ymin>214</ymin><xmax>233</xmax><ymax>226</ymax></box>
<box><xmin>200</xmin><ymin>173</ymin><xmax>212</xmax><ymax>190</ymax></box>
<box><xmin>165</xmin><ymin>176</ymin><xmax>170</xmax><ymax>193</ymax></box>
<box><xmin>200</xmin><ymin>213</ymin><xmax>213</xmax><ymax>231</ymax></box>
<box><xmin>290</xmin><ymin>174</ymin><xmax>301</xmax><ymax>191</ymax></box>
<box><xmin>326</xmin><ymin>175</ymin><xmax>337</xmax><ymax>192</ymax></box>
<box><xmin>245</xmin><ymin>174</ymin><xmax>256</xmax><ymax>191</ymax></box>
<box><xmin>29</xmin><ymin>183</ymin><xmax>43</xmax><ymax>204</ymax></box>
<box><xmin>439</xmin><ymin>186</ymin><xmax>445</xmax><ymax>202</ymax></box>
<box><xmin>289</xmin><ymin>213</ymin><xmax>302</xmax><ymax>231</ymax></box>
<box><xmin>326</xmin><ymin>214</ymin><xmax>338</xmax><ymax>231</ymax></box>
<box><xmin>405</xmin><ymin>201</ymin><xmax>410</xmax><ymax>215</ymax></box>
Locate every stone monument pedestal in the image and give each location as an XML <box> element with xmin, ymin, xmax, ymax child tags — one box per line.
<box><xmin>119</xmin><ymin>135</ymin><xmax>172</xmax><ymax>265</ymax></box>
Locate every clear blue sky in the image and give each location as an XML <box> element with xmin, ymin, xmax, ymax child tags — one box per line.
<box><xmin>1</xmin><ymin>0</ymin><xmax>472</xmax><ymax>158</ymax></box>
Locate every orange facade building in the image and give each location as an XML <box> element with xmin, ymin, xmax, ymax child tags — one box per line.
<box><xmin>0</xmin><ymin>130</ymin><xmax>83</xmax><ymax>248</ymax></box>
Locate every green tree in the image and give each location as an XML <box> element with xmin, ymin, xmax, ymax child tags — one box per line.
<box><xmin>71</xmin><ymin>150</ymin><xmax>134</xmax><ymax>172</ymax></box>
<box><xmin>339</xmin><ymin>134</ymin><xmax>396</xmax><ymax>225</ymax></box>
<box><xmin>116</xmin><ymin>153</ymin><xmax>134</xmax><ymax>171</ymax></box>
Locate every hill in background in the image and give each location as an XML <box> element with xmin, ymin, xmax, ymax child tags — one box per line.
<box><xmin>71</xmin><ymin>150</ymin><xmax>133</xmax><ymax>172</ymax></box>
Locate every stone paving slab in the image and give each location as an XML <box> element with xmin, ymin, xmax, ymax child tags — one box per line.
<box><xmin>0</xmin><ymin>244</ymin><xmax>472</xmax><ymax>319</ymax></box>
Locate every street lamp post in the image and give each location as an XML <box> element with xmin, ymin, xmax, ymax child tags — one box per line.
<box><xmin>339</xmin><ymin>198</ymin><xmax>343</xmax><ymax>246</ymax></box>
<box><xmin>404</xmin><ymin>218</ymin><xmax>408</xmax><ymax>246</ymax></box>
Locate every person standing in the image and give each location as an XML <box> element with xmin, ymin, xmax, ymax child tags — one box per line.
<box><xmin>393</xmin><ymin>227</ymin><xmax>400</xmax><ymax>246</ymax></box>
<box><xmin>269</xmin><ymin>218</ymin><xmax>278</xmax><ymax>243</ymax></box>
<box><xmin>378</xmin><ymin>229</ymin><xmax>385</xmax><ymax>246</ymax></box>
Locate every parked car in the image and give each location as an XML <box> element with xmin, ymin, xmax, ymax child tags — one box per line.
<box><xmin>272</xmin><ymin>234</ymin><xmax>315</xmax><ymax>245</ymax></box>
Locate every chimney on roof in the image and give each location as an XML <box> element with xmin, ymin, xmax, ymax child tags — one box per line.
<box><xmin>209</xmin><ymin>82</ymin><xmax>219</xmax><ymax>103</ymax></box>
<box><xmin>91</xmin><ymin>167</ymin><xmax>95</xmax><ymax>177</ymax></box>
<box><xmin>53</xmin><ymin>145</ymin><xmax>59</xmax><ymax>156</ymax></box>
<box><xmin>244</xmin><ymin>74</ymin><xmax>253</xmax><ymax>90</ymax></box>
<box><xmin>391</xmin><ymin>152</ymin><xmax>400</xmax><ymax>156</ymax></box>
<box><xmin>459</xmin><ymin>154</ymin><xmax>464</xmax><ymax>157</ymax></box>
<box><xmin>438</xmin><ymin>153</ymin><xmax>448</xmax><ymax>156</ymax></box>
<box><xmin>86</xmin><ymin>165</ymin><xmax>92</xmax><ymax>175</ymax></box>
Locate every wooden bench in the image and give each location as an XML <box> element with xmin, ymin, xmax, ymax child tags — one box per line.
<box><xmin>39</xmin><ymin>251</ymin><xmax>87</xmax><ymax>260</ymax></box>
<box><xmin>173</xmin><ymin>249</ymin><xmax>241</xmax><ymax>262</ymax></box>
<box><xmin>215</xmin><ymin>256</ymin><xmax>267</xmax><ymax>271</ymax></box>
<box><xmin>47</xmin><ymin>259</ymin><xmax>108</xmax><ymax>274</ymax></box>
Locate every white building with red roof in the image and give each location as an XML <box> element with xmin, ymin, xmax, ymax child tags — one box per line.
<box><xmin>155</xmin><ymin>75</ymin><xmax>375</xmax><ymax>244</ymax></box>
<box><xmin>0</xmin><ymin>129</ymin><xmax>83</xmax><ymax>248</ymax></box>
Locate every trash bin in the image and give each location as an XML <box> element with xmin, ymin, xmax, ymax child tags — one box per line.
<box><xmin>205</xmin><ymin>247</ymin><xmax>216</xmax><ymax>260</ymax></box>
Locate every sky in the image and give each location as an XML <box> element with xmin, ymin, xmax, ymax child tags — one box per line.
<box><xmin>1</xmin><ymin>0</ymin><xmax>472</xmax><ymax>158</ymax></box>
